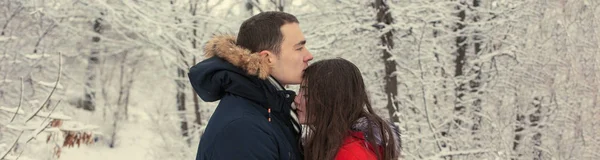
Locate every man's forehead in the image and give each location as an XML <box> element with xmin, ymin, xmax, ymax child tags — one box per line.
<box><xmin>281</xmin><ymin>23</ymin><xmax>305</xmax><ymax>43</ymax></box>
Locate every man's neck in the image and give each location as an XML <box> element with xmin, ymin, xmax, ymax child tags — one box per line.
<box><xmin>267</xmin><ymin>76</ymin><xmax>285</xmax><ymax>91</ymax></box>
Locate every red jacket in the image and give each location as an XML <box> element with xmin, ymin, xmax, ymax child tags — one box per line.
<box><xmin>335</xmin><ymin>131</ymin><xmax>379</xmax><ymax>160</ymax></box>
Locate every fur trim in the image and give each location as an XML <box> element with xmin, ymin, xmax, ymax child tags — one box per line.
<box><xmin>351</xmin><ymin>117</ymin><xmax>402</xmax><ymax>155</ymax></box>
<box><xmin>204</xmin><ymin>35</ymin><xmax>271</xmax><ymax>79</ymax></box>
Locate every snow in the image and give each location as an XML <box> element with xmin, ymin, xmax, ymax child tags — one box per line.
<box><xmin>59</xmin><ymin>122</ymin><xmax>157</xmax><ymax>160</ymax></box>
<box><xmin>0</xmin><ymin>36</ymin><xmax>17</xmax><ymax>42</ymax></box>
<box><xmin>23</xmin><ymin>54</ymin><xmax>51</xmax><ymax>60</ymax></box>
<box><xmin>34</xmin><ymin>111</ymin><xmax>72</xmax><ymax>120</ymax></box>
<box><xmin>1</xmin><ymin>0</ymin><xmax>600</xmax><ymax>160</ymax></box>
<box><xmin>5</xmin><ymin>123</ymin><xmax>44</xmax><ymax>131</ymax></box>
<box><xmin>0</xmin><ymin>79</ymin><xmax>14</xmax><ymax>84</ymax></box>
<box><xmin>1</xmin><ymin>106</ymin><xmax>72</xmax><ymax>120</ymax></box>
<box><xmin>59</xmin><ymin>121</ymin><xmax>98</xmax><ymax>131</ymax></box>
<box><xmin>0</xmin><ymin>106</ymin><xmax>26</xmax><ymax>115</ymax></box>
<box><xmin>1</xmin><ymin>155</ymin><xmax>37</xmax><ymax>160</ymax></box>
<box><xmin>36</xmin><ymin>81</ymin><xmax>64</xmax><ymax>90</ymax></box>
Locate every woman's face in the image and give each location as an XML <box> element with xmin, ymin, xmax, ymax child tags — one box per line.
<box><xmin>294</xmin><ymin>85</ymin><xmax>308</xmax><ymax>124</ymax></box>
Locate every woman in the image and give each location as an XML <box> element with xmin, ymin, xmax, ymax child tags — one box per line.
<box><xmin>294</xmin><ymin>58</ymin><xmax>401</xmax><ymax>160</ymax></box>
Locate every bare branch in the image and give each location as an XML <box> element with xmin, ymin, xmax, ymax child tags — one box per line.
<box><xmin>10</xmin><ymin>77</ymin><xmax>24</xmax><ymax>122</ymax></box>
<box><xmin>27</xmin><ymin>100</ymin><xmax>61</xmax><ymax>143</ymax></box>
<box><xmin>247</xmin><ymin>0</ymin><xmax>264</xmax><ymax>13</ymax></box>
<box><xmin>0</xmin><ymin>131</ymin><xmax>24</xmax><ymax>160</ymax></box>
<box><xmin>25</xmin><ymin>52</ymin><xmax>62</xmax><ymax>122</ymax></box>
<box><xmin>1</xmin><ymin>5</ymin><xmax>23</xmax><ymax>36</ymax></box>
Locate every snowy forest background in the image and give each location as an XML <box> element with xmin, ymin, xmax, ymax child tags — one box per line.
<box><xmin>1</xmin><ymin>0</ymin><xmax>599</xmax><ymax>159</ymax></box>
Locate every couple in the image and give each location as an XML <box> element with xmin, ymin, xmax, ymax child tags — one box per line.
<box><xmin>188</xmin><ymin>11</ymin><xmax>401</xmax><ymax>160</ymax></box>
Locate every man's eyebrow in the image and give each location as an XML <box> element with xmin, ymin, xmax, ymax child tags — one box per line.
<box><xmin>294</xmin><ymin>40</ymin><xmax>306</xmax><ymax>47</ymax></box>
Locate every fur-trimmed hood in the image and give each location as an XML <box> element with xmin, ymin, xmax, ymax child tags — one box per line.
<box><xmin>203</xmin><ymin>35</ymin><xmax>272</xmax><ymax>79</ymax></box>
<box><xmin>351</xmin><ymin>117</ymin><xmax>402</xmax><ymax>155</ymax></box>
<box><xmin>188</xmin><ymin>35</ymin><xmax>289</xmax><ymax>106</ymax></box>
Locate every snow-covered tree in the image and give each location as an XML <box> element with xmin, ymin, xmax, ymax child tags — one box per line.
<box><xmin>2</xmin><ymin>0</ymin><xmax>599</xmax><ymax>159</ymax></box>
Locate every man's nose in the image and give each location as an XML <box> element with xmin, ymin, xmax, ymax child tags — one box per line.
<box><xmin>305</xmin><ymin>51</ymin><xmax>313</xmax><ymax>62</ymax></box>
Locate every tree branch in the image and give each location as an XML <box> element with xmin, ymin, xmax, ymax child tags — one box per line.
<box><xmin>247</xmin><ymin>0</ymin><xmax>264</xmax><ymax>13</ymax></box>
<box><xmin>26</xmin><ymin>52</ymin><xmax>62</xmax><ymax>122</ymax></box>
<box><xmin>10</xmin><ymin>77</ymin><xmax>24</xmax><ymax>122</ymax></box>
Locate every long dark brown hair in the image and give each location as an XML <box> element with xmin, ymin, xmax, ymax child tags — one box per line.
<box><xmin>301</xmin><ymin>58</ymin><xmax>399</xmax><ymax>160</ymax></box>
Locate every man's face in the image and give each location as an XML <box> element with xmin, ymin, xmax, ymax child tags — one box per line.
<box><xmin>269</xmin><ymin>23</ymin><xmax>313</xmax><ymax>85</ymax></box>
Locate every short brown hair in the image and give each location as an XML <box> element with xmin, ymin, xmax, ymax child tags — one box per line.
<box><xmin>236</xmin><ymin>11</ymin><xmax>299</xmax><ymax>54</ymax></box>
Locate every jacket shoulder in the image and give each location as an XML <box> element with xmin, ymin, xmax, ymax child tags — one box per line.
<box><xmin>335</xmin><ymin>134</ymin><xmax>377</xmax><ymax>160</ymax></box>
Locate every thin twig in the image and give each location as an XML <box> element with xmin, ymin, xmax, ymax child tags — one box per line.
<box><xmin>0</xmin><ymin>131</ymin><xmax>24</xmax><ymax>160</ymax></box>
<box><xmin>33</xmin><ymin>23</ymin><xmax>57</xmax><ymax>53</ymax></box>
<box><xmin>4</xmin><ymin>101</ymin><xmax>62</xmax><ymax>160</ymax></box>
<box><xmin>1</xmin><ymin>6</ymin><xmax>23</xmax><ymax>36</ymax></box>
<box><xmin>11</xmin><ymin>77</ymin><xmax>24</xmax><ymax>122</ymax></box>
<box><xmin>27</xmin><ymin>100</ymin><xmax>61</xmax><ymax>143</ymax></box>
<box><xmin>38</xmin><ymin>100</ymin><xmax>61</xmax><ymax>127</ymax></box>
<box><xmin>26</xmin><ymin>52</ymin><xmax>62</xmax><ymax>122</ymax></box>
<box><xmin>14</xmin><ymin>148</ymin><xmax>24</xmax><ymax>160</ymax></box>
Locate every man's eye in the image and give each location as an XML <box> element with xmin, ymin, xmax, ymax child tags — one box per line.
<box><xmin>296</xmin><ymin>47</ymin><xmax>303</xmax><ymax>51</ymax></box>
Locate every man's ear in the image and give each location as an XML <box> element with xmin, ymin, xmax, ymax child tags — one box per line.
<box><xmin>259</xmin><ymin>50</ymin><xmax>276</xmax><ymax>64</ymax></box>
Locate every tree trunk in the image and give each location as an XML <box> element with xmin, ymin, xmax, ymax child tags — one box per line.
<box><xmin>177</xmin><ymin>67</ymin><xmax>190</xmax><ymax>145</ymax></box>
<box><xmin>470</xmin><ymin>0</ymin><xmax>483</xmax><ymax>136</ymax></box>
<box><xmin>373</xmin><ymin>0</ymin><xmax>400</xmax><ymax>124</ymax></box>
<box><xmin>193</xmin><ymin>88</ymin><xmax>201</xmax><ymax>125</ymax></box>
<box><xmin>109</xmin><ymin>52</ymin><xmax>128</xmax><ymax>148</ymax></box>
<box><xmin>452</xmin><ymin>1</ymin><xmax>468</xmax><ymax>128</ymax></box>
<box><xmin>446</xmin><ymin>1</ymin><xmax>486</xmax><ymax>158</ymax></box>
<box><xmin>190</xmin><ymin>2</ymin><xmax>202</xmax><ymax>126</ymax></box>
<box><xmin>443</xmin><ymin>4</ymin><xmax>468</xmax><ymax>157</ymax></box>
<box><xmin>530</xmin><ymin>97</ymin><xmax>543</xmax><ymax>160</ymax></box>
<box><xmin>432</xmin><ymin>19</ymin><xmax>445</xmax><ymax>108</ymax></box>
<box><xmin>171</xmin><ymin>0</ymin><xmax>190</xmax><ymax>146</ymax></box>
<box><xmin>512</xmin><ymin>104</ymin><xmax>525</xmax><ymax>160</ymax></box>
<box><xmin>82</xmin><ymin>17</ymin><xmax>103</xmax><ymax>112</ymax></box>
<box><xmin>117</xmin><ymin>51</ymin><xmax>136</xmax><ymax>120</ymax></box>
<box><xmin>513</xmin><ymin>96</ymin><xmax>544</xmax><ymax>160</ymax></box>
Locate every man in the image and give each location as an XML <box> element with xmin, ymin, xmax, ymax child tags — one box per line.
<box><xmin>188</xmin><ymin>11</ymin><xmax>313</xmax><ymax>160</ymax></box>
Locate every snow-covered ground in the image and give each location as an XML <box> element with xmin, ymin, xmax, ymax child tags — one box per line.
<box><xmin>2</xmin><ymin>0</ymin><xmax>600</xmax><ymax>160</ymax></box>
<box><xmin>59</xmin><ymin>121</ymin><xmax>157</xmax><ymax>160</ymax></box>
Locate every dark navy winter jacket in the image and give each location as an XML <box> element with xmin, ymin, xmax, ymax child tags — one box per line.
<box><xmin>188</xmin><ymin>35</ymin><xmax>303</xmax><ymax>160</ymax></box>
